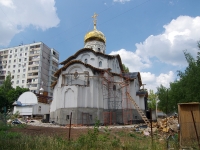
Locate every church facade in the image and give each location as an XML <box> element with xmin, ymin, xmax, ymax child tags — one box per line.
<box><xmin>50</xmin><ymin>14</ymin><xmax>148</xmax><ymax>125</ymax></box>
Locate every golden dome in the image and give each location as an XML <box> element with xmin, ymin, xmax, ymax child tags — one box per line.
<box><xmin>84</xmin><ymin>28</ymin><xmax>106</xmax><ymax>43</ymax></box>
<box><xmin>84</xmin><ymin>13</ymin><xmax>106</xmax><ymax>43</ymax></box>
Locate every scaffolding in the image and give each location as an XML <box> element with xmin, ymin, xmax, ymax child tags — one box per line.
<box><xmin>101</xmin><ymin>70</ymin><xmax>149</xmax><ymax>125</ymax></box>
<box><xmin>120</xmin><ymin>72</ymin><xmax>133</xmax><ymax>125</ymax></box>
<box><xmin>101</xmin><ymin>70</ymin><xmax>122</xmax><ymax>125</ymax></box>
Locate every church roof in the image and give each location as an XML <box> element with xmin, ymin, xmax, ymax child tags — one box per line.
<box><xmin>60</xmin><ymin>48</ymin><xmax>123</xmax><ymax>70</ymax></box>
<box><xmin>55</xmin><ymin>59</ymin><xmax>113</xmax><ymax>77</ymax></box>
<box><xmin>52</xmin><ymin>60</ymin><xmax>142</xmax><ymax>88</ymax></box>
<box><xmin>122</xmin><ymin>72</ymin><xmax>142</xmax><ymax>86</ymax></box>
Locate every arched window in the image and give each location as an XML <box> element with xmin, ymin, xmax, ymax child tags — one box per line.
<box><xmin>99</xmin><ymin>61</ymin><xmax>102</xmax><ymax>67</ymax></box>
<box><xmin>98</xmin><ymin>48</ymin><xmax>100</xmax><ymax>52</ymax></box>
<box><xmin>84</xmin><ymin>59</ymin><xmax>87</xmax><ymax>64</ymax></box>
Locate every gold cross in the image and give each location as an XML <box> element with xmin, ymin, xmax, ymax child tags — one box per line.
<box><xmin>92</xmin><ymin>13</ymin><xmax>98</xmax><ymax>29</ymax></box>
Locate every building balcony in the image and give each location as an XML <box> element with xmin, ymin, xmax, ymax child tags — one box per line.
<box><xmin>28</xmin><ymin>69</ymin><xmax>39</xmax><ymax>73</ymax></box>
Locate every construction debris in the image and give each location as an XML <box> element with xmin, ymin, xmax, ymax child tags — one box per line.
<box><xmin>156</xmin><ymin>116</ymin><xmax>178</xmax><ymax>133</ymax></box>
<box><xmin>134</xmin><ymin>116</ymin><xmax>179</xmax><ymax>136</ymax></box>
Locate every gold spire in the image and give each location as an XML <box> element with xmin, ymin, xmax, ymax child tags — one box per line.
<box><xmin>92</xmin><ymin>13</ymin><xmax>98</xmax><ymax>30</ymax></box>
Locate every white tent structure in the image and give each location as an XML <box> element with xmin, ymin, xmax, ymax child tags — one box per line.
<box><xmin>13</xmin><ymin>92</ymin><xmax>50</xmax><ymax>117</ymax></box>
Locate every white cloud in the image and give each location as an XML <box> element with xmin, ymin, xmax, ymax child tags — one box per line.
<box><xmin>113</xmin><ymin>0</ymin><xmax>130</xmax><ymax>3</ymax></box>
<box><xmin>0</xmin><ymin>0</ymin><xmax>60</xmax><ymax>46</ymax></box>
<box><xmin>141</xmin><ymin>71</ymin><xmax>175</xmax><ymax>92</ymax></box>
<box><xmin>136</xmin><ymin>16</ymin><xmax>200</xmax><ymax>66</ymax></box>
<box><xmin>110</xmin><ymin>16</ymin><xmax>199</xmax><ymax>91</ymax></box>
<box><xmin>110</xmin><ymin>49</ymin><xmax>151</xmax><ymax>72</ymax></box>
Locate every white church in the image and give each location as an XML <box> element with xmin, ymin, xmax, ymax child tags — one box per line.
<box><xmin>50</xmin><ymin>13</ymin><xmax>149</xmax><ymax>125</ymax></box>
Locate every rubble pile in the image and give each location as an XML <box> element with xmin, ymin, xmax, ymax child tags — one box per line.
<box><xmin>156</xmin><ymin>116</ymin><xmax>178</xmax><ymax>133</ymax></box>
<box><xmin>133</xmin><ymin>116</ymin><xmax>179</xmax><ymax>136</ymax></box>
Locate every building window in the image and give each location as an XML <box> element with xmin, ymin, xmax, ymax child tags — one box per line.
<box><xmin>22</xmin><ymin>74</ymin><xmax>25</xmax><ymax>78</ymax></box>
<box><xmin>22</xmin><ymin>80</ymin><xmax>24</xmax><ymax>83</ymax></box>
<box><xmin>8</xmin><ymin>65</ymin><xmax>10</xmax><ymax>68</ymax></box>
<box><xmin>10</xmin><ymin>50</ymin><xmax>12</xmax><ymax>53</ymax></box>
<box><xmin>17</xmin><ymin>75</ymin><xmax>20</xmax><ymax>78</ymax></box>
<box><xmin>20</xmin><ymin>53</ymin><xmax>22</xmax><ymax>56</ymax></box>
<box><xmin>9</xmin><ymin>55</ymin><xmax>12</xmax><ymax>58</ymax></box>
<box><xmin>19</xmin><ymin>59</ymin><xmax>21</xmax><ymax>62</ymax></box>
<box><xmin>20</xmin><ymin>48</ymin><xmax>22</xmax><ymax>51</ymax></box>
<box><xmin>66</xmin><ymin>115</ymin><xmax>69</xmax><ymax>120</ymax></box>
<box><xmin>14</xmin><ymin>59</ymin><xmax>16</xmax><ymax>62</ymax></box>
<box><xmin>15</xmin><ymin>49</ymin><xmax>17</xmax><ymax>52</ymax></box>
<box><xmin>13</xmin><ymin>70</ymin><xmax>15</xmax><ymax>73</ymax></box>
<box><xmin>23</xmin><ymin>69</ymin><xmax>26</xmax><ymax>72</ymax></box>
<box><xmin>99</xmin><ymin>61</ymin><xmax>102</xmax><ymax>67</ymax></box>
<box><xmin>25</xmin><ymin>53</ymin><xmax>27</xmax><ymax>56</ymax></box>
<box><xmin>24</xmin><ymin>58</ymin><xmax>27</xmax><ymax>61</ymax></box>
<box><xmin>98</xmin><ymin>48</ymin><xmax>100</xmax><ymax>52</ymax></box>
<box><xmin>14</xmin><ymin>54</ymin><xmax>17</xmax><ymax>57</ymax></box>
<box><xmin>18</xmin><ymin>64</ymin><xmax>21</xmax><ymax>67</ymax></box>
<box><xmin>16</xmin><ymin>80</ymin><xmax>19</xmax><ymax>84</ymax></box>
<box><xmin>84</xmin><ymin>59</ymin><xmax>87</xmax><ymax>64</ymax></box>
<box><xmin>25</xmin><ymin>47</ymin><xmax>28</xmax><ymax>50</ymax></box>
<box><xmin>38</xmin><ymin>106</ymin><xmax>41</xmax><ymax>112</ymax></box>
<box><xmin>9</xmin><ymin>60</ymin><xmax>11</xmax><ymax>63</ymax></box>
<box><xmin>18</xmin><ymin>69</ymin><xmax>20</xmax><ymax>73</ymax></box>
<box><xmin>13</xmin><ymin>65</ymin><xmax>16</xmax><ymax>68</ymax></box>
<box><xmin>12</xmin><ymin>75</ymin><xmax>14</xmax><ymax>79</ymax></box>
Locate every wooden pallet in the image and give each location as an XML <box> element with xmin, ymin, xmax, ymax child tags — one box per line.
<box><xmin>126</xmin><ymin>92</ymin><xmax>150</xmax><ymax>125</ymax></box>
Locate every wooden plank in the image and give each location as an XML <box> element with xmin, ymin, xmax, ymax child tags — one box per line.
<box><xmin>178</xmin><ymin>103</ymin><xmax>200</xmax><ymax>148</ymax></box>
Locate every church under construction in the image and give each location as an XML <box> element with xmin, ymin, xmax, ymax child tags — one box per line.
<box><xmin>50</xmin><ymin>13</ymin><xmax>149</xmax><ymax>125</ymax></box>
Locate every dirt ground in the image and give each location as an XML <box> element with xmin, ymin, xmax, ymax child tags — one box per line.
<box><xmin>10</xmin><ymin>125</ymin><xmax>91</xmax><ymax>140</ymax></box>
<box><xmin>10</xmin><ymin>124</ymin><xmax>142</xmax><ymax>141</ymax></box>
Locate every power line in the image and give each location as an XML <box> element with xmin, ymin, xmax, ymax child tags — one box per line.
<box><xmin>49</xmin><ymin>0</ymin><xmax>150</xmax><ymax>45</ymax></box>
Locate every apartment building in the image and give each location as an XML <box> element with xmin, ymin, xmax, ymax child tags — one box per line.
<box><xmin>0</xmin><ymin>42</ymin><xmax>59</xmax><ymax>96</ymax></box>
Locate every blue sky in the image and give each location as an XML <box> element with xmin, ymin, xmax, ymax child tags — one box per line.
<box><xmin>0</xmin><ymin>0</ymin><xmax>200</xmax><ymax>91</ymax></box>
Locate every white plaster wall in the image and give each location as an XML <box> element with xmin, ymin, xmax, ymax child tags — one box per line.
<box><xmin>50</xmin><ymin>85</ymin><xmax>58</xmax><ymax>112</ymax></box>
<box><xmin>84</xmin><ymin>40</ymin><xmax>106</xmax><ymax>53</ymax></box>
<box><xmin>51</xmin><ymin>62</ymin><xmax>106</xmax><ymax>111</ymax></box>
<box><xmin>70</xmin><ymin>51</ymin><xmax>121</xmax><ymax>74</ymax></box>
<box><xmin>139</xmin><ymin>96</ymin><xmax>145</xmax><ymax>110</ymax></box>
<box><xmin>32</xmin><ymin>103</ymin><xmax>50</xmax><ymax>115</ymax></box>
<box><xmin>60</xmin><ymin>86</ymin><xmax>77</xmax><ymax>108</ymax></box>
<box><xmin>13</xmin><ymin>106</ymin><xmax>33</xmax><ymax>116</ymax></box>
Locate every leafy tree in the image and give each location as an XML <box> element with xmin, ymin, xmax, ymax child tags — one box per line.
<box><xmin>0</xmin><ymin>74</ymin><xmax>29</xmax><ymax>111</ymax></box>
<box><xmin>0</xmin><ymin>74</ymin><xmax>13</xmax><ymax>111</ymax></box>
<box><xmin>147</xmin><ymin>90</ymin><xmax>157</xmax><ymax>110</ymax></box>
<box><xmin>7</xmin><ymin>86</ymin><xmax>29</xmax><ymax>108</ymax></box>
<box><xmin>157</xmin><ymin>42</ymin><xmax>200</xmax><ymax>113</ymax></box>
<box><xmin>122</xmin><ymin>64</ymin><xmax>129</xmax><ymax>73</ymax></box>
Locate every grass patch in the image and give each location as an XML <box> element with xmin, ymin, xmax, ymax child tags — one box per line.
<box><xmin>0</xmin><ymin>120</ymin><xmax>180</xmax><ymax>150</ymax></box>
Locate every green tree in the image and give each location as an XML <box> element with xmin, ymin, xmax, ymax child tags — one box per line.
<box><xmin>0</xmin><ymin>74</ymin><xmax>13</xmax><ymax>111</ymax></box>
<box><xmin>0</xmin><ymin>74</ymin><xmax>29</xmax><ymax>111</ymax></box>
<box><xmin>7</xmin><ymin>86</ymin><xmax>29</xmax><ymax>108</ymax></box>
<box><xmin>147</xmin><ymin>90</ymin><xmax>157</xmax><ymax>110</ymax></box>
<box><xmin>122</xmin><ymin>64</ymin><xmax>129</xmax><ymax>73</ymax></box>
<box><xmin>157</xmin><ymin>42</ymin><xmax>200</xmax><ymax>113</ymax></box>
